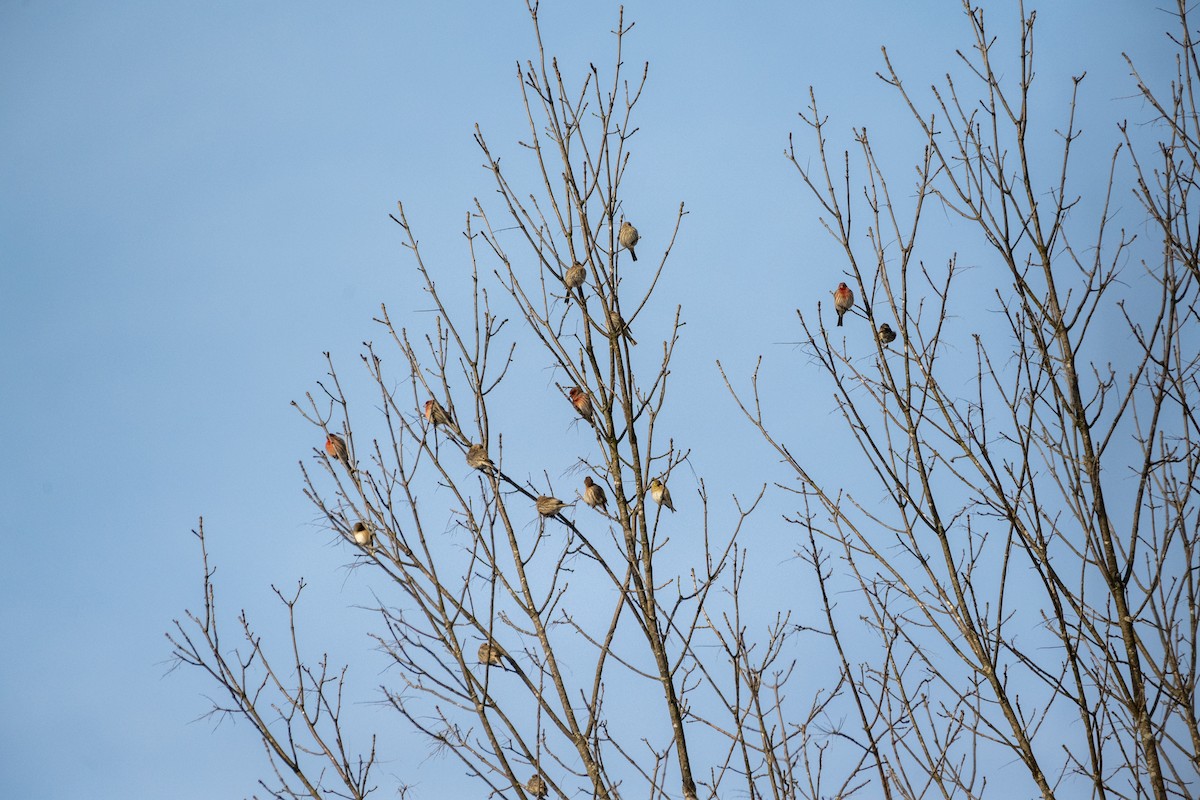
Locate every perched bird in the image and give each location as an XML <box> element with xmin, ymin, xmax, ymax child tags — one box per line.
<box><xmin>877</xmin><ymin>323</ymin><xmax>897</xmax><ymax>345</ymax></box>
<box><xmin>582</xmin><ymin>476</ymin><xmax>607</xmax><ymax>512</ymax></box>
<box><xmin>325</xmin><ymin>433</ymin><xmax>351</xmax><ymax>471</ymax></box>
<box><xmin>833</xmin><ymin>282</ymin><xmax>855</xmax><ymax>327</ymax></box>
<box><xmin>424</xmin><ymin>398</ymin><xmax>452</xmax><ymax>428</ymax></box>
<box><xmin>564</xmin><ymin>262</ymin><xmax>587</xmax><ymax>295</ymax></box>
<box><xmin>619</xmin><ymin>220</ymin><xmax>639</xmax><ymax>261</ymax></box>
<box><xmin>477</xmin><ymin>640</ymin><xmax>506</xmax><ymax>668</ymax></box>
<box><xmin>466</xmin><ymin>443</ymin><xmax>494</xmax><ymax>471</ymax></box>
<box><xmin>607</xmin><ymin>309</ymin><xmax>637</xmax><ymax>346</ymax></box>
<box><xmin>351</xmin><ymin>521</ymin><xmax>373</xmax><ymax>548</ymax></box>
<box><xmin>568</xmin><ymin>386</ymin><xmax>593</xmax><ymax>423</ymax></box>
<box><xmin>536</xmin><ymin>495</ymin><xmax>573</xmax><ymax>516</ymax></box>
<box><xmin>649</xmin><ymin>478</ymin><xmax>675</xmax><ymax>513</ymax></box>
<box><xmin>526</xmin><ymin>774</ymin><xmax>548</xmax><ymax>800</ymax></box>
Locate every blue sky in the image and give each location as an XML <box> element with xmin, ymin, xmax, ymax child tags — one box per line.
<box><xmin>0</xmin><ymin>2</ymin><xmax>1173</xmax><ymax>797</ymax></box>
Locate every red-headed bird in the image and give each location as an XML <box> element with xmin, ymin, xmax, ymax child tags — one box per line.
<box><xmin>325</xmin><ymin>433</ymin><xmax>351</xmax><ymax>471</ymax></box>
<box><xmin>834</xmin><ymin>282</ymin><xmax>854</xmax><ymax>327</ymax></box>
<box><xmin>568</xmin><ymin>387</ymin><xmax>593</xmax><ymax>423</ymax></box>
<box><xmin>424</xmin><ymin>398</ymin><xmax>451</xmax><ymax>428</ymax></box>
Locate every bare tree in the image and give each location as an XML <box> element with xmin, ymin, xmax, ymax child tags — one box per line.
<box><xmin>724</xmin><ymin>1</ymin><xmax>1200</xmax><ymax>798</ymax></box>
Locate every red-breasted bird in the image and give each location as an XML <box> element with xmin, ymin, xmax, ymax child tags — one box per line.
<box><xmin>478</xmin><ymin>640</ymin><xmax>506</xmax><ymax>667</ymax></box>
<box><xmin>526</xmin><ymin>775</ymin><xmax>548</xmax><ymax>800</ymax></box>
<box><xmin>466</xmin><ymin>443</ymin><xmax>493</xmax><ymax>471</ymax></box>
<box><xmin>536</xmin><ymin>495</ymin><xmax>573</xmax><ymax>516</ymax></box>
<box><xmin>583</xmin><ymin>476</ymin><xmax>607</xmax><ymax>512</ymax></box>
<box><xmin>877</xmin><ymin>323</ymin><xmax>897</xmax><ymax>345</ymax></box>
<box><xmin>649</xmin><ymin>478</ymin><xmax>675</xmax><ymax>512</ymax></box>
<box><xmin>833</xmin><ymin>282</ymin><xmax>854</xmax><ymax>327</ymax></box>
<box><xmin>568</xmin><ymin>387</ymin><xmax>593</xmax><ymax>423</ymax></box>
<box><xmin>424</xmin><ymin>398</ymin><xmax>452</xmax><ymax>428</ymax></box>
<box><xmin>325</xmin><ymin>433</ymin><xmax>351</xmax><ymax>471</ymax></box>
<box><xmin>619</xmin><ymin>221</ymin><xmax>639</xmax><ymax>262</ymax></box>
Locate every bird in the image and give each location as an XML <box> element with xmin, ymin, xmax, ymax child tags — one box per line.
<box><xmin>564</xmin><ymin>262</ymin><xmax>587</xmax><ymax>296</ymax></box>
<box><xmin>833</xmin><ymin>282</ymin><xmax>855</xmax><ymax>327</ymax></box>
<box><xmin>583</xmin><ymin>476</ymin><xmax>607</xmax><ymax>512</ymax></box>
<box><xmin>568</xmin><ymin>387</ymin><xmax>593</xmax><ymax>423</ymax></box>
<box><xmin>351</xmin><ymin>521</ymin><xmax>373</xmax><ymax>548</ymax></box>
<box><xmin>325</xmin><ymin>433</ymin><xmax>352</xmax><ymax>471</ymax></box>
<box><xmin>477</xmin><ymin>640</ymin><xmax>506</xmax><ymax>668</ymax></box>
<box><xmin>466</xmin><ymin>443</ymin><xmax>494</xmax><ymax>471</ymax></box>
<box><xmin>619</xmin><ymin>220</ymin><xmax>639</xmax><ymax>261</ymax></box>
<box><xmin>877</xmin><ymin>323</ymin><xmax>897</xmax><ymax>345</ymax></box>
<box><xmin>536</xmin><ymin>495</ymin><xmax>573</xmax><ymax>516</ymax></box>
<box><xmin>607</xmin><ymin>309</ymin><xmax>637</xmax><ymax>346</ymax></box>
<box><xmin>526</xmin><ymin>774</ymin><xmax>548</xmax><ymax>800</ymax></box>
<box><xmin>424</xmin><ymin>398</ymin><xmax>452</xmax><ymax>428</ymax></box>
<box><xmin>649</xmin><ymin>478</ymin><xmax>675</xmax><ymax>512</ymax></box>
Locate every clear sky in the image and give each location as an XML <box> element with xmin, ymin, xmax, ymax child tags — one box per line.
<box><xmin>0</xmin><ymin>2</ymin><xmax>1173</xmax><ymax>797</ymax></box>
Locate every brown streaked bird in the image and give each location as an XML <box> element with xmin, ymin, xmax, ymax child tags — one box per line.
<box><xmin>649</xmin><ymin>478</ymin><xmax>675</xmax><ymax>513</ymax></box>
<box><xmin>583</xmin><ymin>476</ymin><xmax>607</xmax><ymax>512</ymax></box>
<box><xmin>351</xmin><ymin>521</ymin><xmax>373</xmax><ymax>548</ymax></box>
<box><xmin>877</xmin><ymin>323</ymin><xmax>897</xmax><ymax>345</ymax></box>
<box><xmin>536</xmin><ymin>495</ymin><xmax>573</xmax><ymax>516</ymax></box>
<box><xmin>619</xmin><ymin>220</ymin><xmax>639</xmax><ymax>261</ymax></box>
<box><xmin>477</xmin><ymin>640</ymin><xmax>506</xmax><ymax>668</ymax></box>
<box><xmin>568</xmin><ymin>386</ymin><xmax>593</xmax><ymax>423</ymax></box>
<box><xmin>833</xmin><ymin>282</ymin><xmax>855</xmax><ymax>327</ymax></box>
<box><xmin>424</xmin><ymin>398</ymin><xmax>451</xmax><ymax>428</ymax></box>
<box><xmin>526</xmin><ymin>774</ymin><xmax>548</xmax><ymax>800</ymax></box>
<box><xmin>564</xmin><ymin>262</ymin><xmax>587</xmax><ymax>295</ymax></box>
<box><xmin>466</xmin><ymin>443</ymin><xmax>494</xmax><ymax>471</ymax></box>
<box><xmin>325</xmin><ymin>433</ymin><xmax>351</xmax><ymax>471</ymax></box>
<box><xmin>607</xmin><ymin>309</ymin><xmax>637</xmax><ymax>346</ymax></box>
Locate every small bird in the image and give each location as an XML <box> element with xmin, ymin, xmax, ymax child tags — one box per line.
<box><xmin>424</xmin><ymin>398</ymin><xmax>452</xmax><ymax>428</ymax></box>
<box><xmin>582</xmin><ymin>476</ymin><xmax>607</xmax><ymax>512</ymax></box>
<box><xmin>619</xmin><ymin>220</ymin><xmax>639</xmax><ymax>261</ymax></box>
<box><xmin>325</xmin><ymin>433</ymin><xmax>351</xmax><ymax>471</ymax></box>
<box><xmin>877</xmin><ymin>323</ymin><xmax>897</xmax><ymax>345</ymax></box>
<box><xmin>466</xmin><ymin>443</ymin><xmax>494</xmax><ymax>471</ymax></box>
<box><xmin>568</xmin><ymin>387</ymin><xmax>593</xmax><ymax>423</ymax></box>
<box><xmin>564</xmin><ymin>262</ymin><xmax>587</xmax><ymax>295</ymax></box>
<box><xmin>526</xmin><ymin>774</ymin><xmax>548</xmax><ymax>800</ymax></box>
<box><xmin>649</xmin><ymin>478</ymin><xmax>675</xmax><ymax>512</ymax></box>
<box><xmin>833</xmin><ymin>282</ymin><xmax>855</xmax><ymax>327</ymax></box>
<box><xmin>536</xmin><ymin>495</ymin><xmax>573</xmax><ymax>516</ymax></box>
<box><xmin>351</xmin><ymin>521</ymin><xmax>373</xmax><ymax>548</ymax></box>
<box><xmin>477</xmin><ymin>640</ymin><xmax>506</xmax><ymax>667</ymax></box>
<box><xmin>607</xmin><ymin>309</ymin><xmax>637</xmax><ymax>346</ymax></box>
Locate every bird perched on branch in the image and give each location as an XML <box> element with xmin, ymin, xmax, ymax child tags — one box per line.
<box><xmin>466</xmin><ymin>443</ymin><xmax>493</xmax><ymax>471</ymax></box>
<box><xmin>564</xmin><ymin>262</ymin><xmax>587</xmax><ymax>298</ymax></box>
<box><xmin>877</xmin><ymin>323</ymin><xmax>897</xmax><ymax>345</ymax></box>
<box><xmin>568</xmin><ymin>387</ymin><xmax>593</xmax><ymax>423</ymax></box>
<box><xmin>619</xmin><ymin>220</ymin><xmax>639</xmax><ymax>261</ymax></box>
<box><xmin>583</xmin><ymin>476</ymin><xmax>607</xmax><ymax>512</ymax></box>
<box><xmin>424</xmin><ymin>398</ymin><xmax>452</xmax><ymax>428</ymax></box>
<box><xmin>607</xmin><ymin>309</ymin><xmax>637</xmax><ymax>346</ymax></box>
<box><xmin>351</xmin><ymin>521</ymin><xmax>373</xmax><ymax>548</ymax></box>
<box><xmin>325</xmin><ymin>433</ymin><xmax>352</xmax><ymax>472</ymax></box>
<box><xmin>649</xmin><ymin>478</ymin><xmax>675</xmax><ymax>512</ymax></box>
<box><xmin>526</xmin><ymin>774</ymin><xmax>548</xmax><ymax>800</ymax></box>
<box><xmin>536</xmin><ymin>495</ymin><xmax>573</xmax><ymax>516</ymax></box>
<box><xmin>477</xmin><ymin>640</ymin><xmax>506</xmax><ymax>668</ymax></box>
<box><xmin>833</xmin><ymin>282</ymin><xmax>854</xmax><ymax>327</ymax></box>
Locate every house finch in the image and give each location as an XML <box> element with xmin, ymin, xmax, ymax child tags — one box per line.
<box><xmin>424</xmin><ymin>398</ymin><xmax>452</xmax><ymax>428</ymax></box>
<box><xmin>536</xmin><ymin>495</ymin><xmax>573</xmax><ymax>516</ymax></box>
<box><xmin>649</xmin><ymin>478</ymin><xmax>675</xmax><ymax>512</ymax></box>
<box><xmin>619</xmin><ymin>220</ymin><xmax>639</xmax><ymax>261</ymax></box>
<box><xmin>833</xmin><ymin>282</ymin><xmax>854</xmax><ymax>327</ymax></box>
<box><xmin>583</xmin><ymin>476</ymin><xmax>607</xmax><ymax>512</ymax></box>
<box><xmin>564</xmin><ymin>262</ymin><xmax>587</xmax><ymax>293</ymax></box>
<box><xmin>526</xmin><ymin>774</ymin><xmax>548</xmax><ymax>799</ymax></box>
<box><xmin>325</xmin><ymin>433</ymin><xmax>351</xmax><ymax>471</ymax></box>
<box><xmin>568</xmin><ymin>386</ymin><xmax>593</xmax><ymax>423</ymax></box>
<box><xmin>877</xmin><ymin>323</ymin><xmax>897</xmax><ymax>345</ymax></box>
<box><xmin>351</xmin><ymin>521</ymin><xmax>373</xmax><ymax>548</ymax></box>
<box><xmin>477</xmin><ymin>640</ymin><xmax>506</xmax><ymax>667</ymax></box>
<box><xmin>607</xmin><ymin>309</ymin><xmax>637</xmax><ymax>346</ymax></box>
<box><xmin>466</xmin><ymin>443</ymin><xmax>493</xmax><ymax>471</ymax></box>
